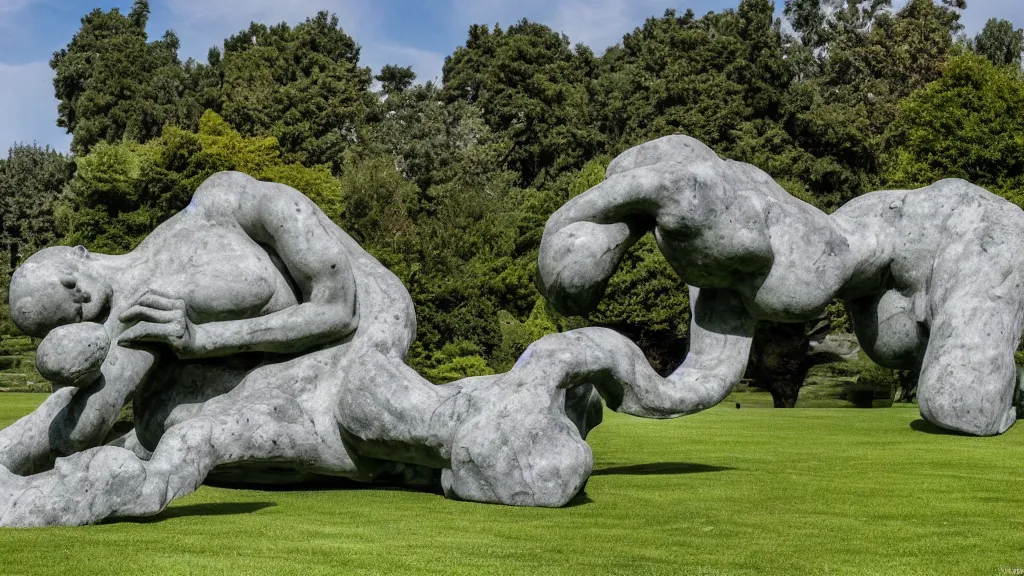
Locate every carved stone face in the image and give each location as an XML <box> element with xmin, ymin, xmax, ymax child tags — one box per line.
<box><xmin>9</xmin><ymin>246</ymin><xmax>112</xmax><ymax>337</ymax></box>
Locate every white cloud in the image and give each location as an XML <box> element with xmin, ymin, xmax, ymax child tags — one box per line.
<box><xmin>449</xmin><ymin>0</ymin><xmax>728</xmax><ymax>55</ymax></box>
<box><xmin>0</xmin><ymin>0</ymin><xmax>38</xmax><ymax>31</ymax></box>
<box><xmin>552</xmin><ymin>0</ymin><xmax>634</xmax><ymax>52</ymax></box>
<box><xmin>161</xmin><ymin>0</ymin><xmax>368</xmax><ymax>62</ymax></box>
<box><xmin>818</xmin><ymin>0</ymin><xmax>1023</xmax><ymax>36</ymax></box>
<box><xmin>0</xmin><ymin>61</ymin><xmax>70</xmax><ymax>153</ymax></box>
<box><xmin>366</xmin><ymin>44</ymin><xmax>446</xmax><ymax>84</ymax></box>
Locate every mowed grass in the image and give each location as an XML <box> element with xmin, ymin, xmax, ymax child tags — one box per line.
<box><xmin>1</xmin><ymin>394</ymin><xmax>1022</xmax><ymax>575</ymax></box>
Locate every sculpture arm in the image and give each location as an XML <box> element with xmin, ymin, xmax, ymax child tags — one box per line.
<box><xmin>0</xmin><ymin>343</ymin><xmax>156</xmax><ymax>472</ymax></box>
<box><xmin>569</xmin><ymin>287</ymin><xmax>754</xmax><ymax>418</ymax></box>
<box><xmin>204</xmin><ymin>175</ymin><xmax>358</xmax><ymax>356</ymax></box>
<box><xmin>120</xmin><ymin>172</ymin><xmax>359</xmax><ymax>358</ymax></box>
<box><xmin>57</xmin><ymin>344</ymin><xmax>158</xmax><ymax>452</ymax></box>
<box><xmin>507</xmin><ymin>286</ymin><xmax>754</xmax><ymax>420</ymax></box>
<box><xmin>661</xmin><ymin>286</ymin><xmax>755</xmax><ymax>413</ymax></box>
<box><xmin>538</xmin><ymin>166</ymin><xmax>668</xmax><ymax>315</ymax></box>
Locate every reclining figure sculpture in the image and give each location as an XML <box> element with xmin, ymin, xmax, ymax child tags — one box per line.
<box><xmin>539</xmin><ymin>135</ymin><xmax>1024</xmax><ymax>438</ymax></box>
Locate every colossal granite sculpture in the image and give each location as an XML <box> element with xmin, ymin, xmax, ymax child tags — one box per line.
<box><xmin>540</xmin><ymin>135</ymin><xmax>1024</xmax><ymax>437</ymax></box>
<box><xmin>0</xmin><ymin>171</ymin><xmax>698</xmax><ymax>527</ymax></box>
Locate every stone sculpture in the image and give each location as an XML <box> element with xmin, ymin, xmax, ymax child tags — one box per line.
<box><xmin>6</xmin><ymin>132</ymin><xmax>1023</xmax><ymax>527</ymax></box>
<box><xmin>0</xmin><ymin>171</ymin><xmax>701</xmax><ymax>527</ymax></box>
<box><xmin>539</xmin><ymin>134</ymin><xmax>1024</xmax><ymax>438</ymax></box>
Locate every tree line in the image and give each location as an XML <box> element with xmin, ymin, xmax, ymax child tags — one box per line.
<box><xmin>2</xmin><ymin>0</ymin><xmax>1023</xmax><ymax>405</ymax></box>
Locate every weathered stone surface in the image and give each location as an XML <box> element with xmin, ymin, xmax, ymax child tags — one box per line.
<box><xmin>0</xmin><ymin>171</ymin><xmax>664</xmax><ymax>527</ymax></box>
<box><xmin>539</xmin><ymin>134</ymin><xmax>1024</xmax><ymax>437</ymax></box>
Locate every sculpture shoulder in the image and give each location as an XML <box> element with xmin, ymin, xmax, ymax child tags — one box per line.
<box><xmin>189</xmin><ymin>171</ymin><xmax>257</xmax><ymax>208</ymax></box>
<box><xmin>190</xmin><ymin>171</ymin><xmax>285</xmax><ymax>210</ymax></box>
<box><xmin>606</xmin><ymin>135</ymin><xmax>721</xmax><ymax>177</ymax></box>
<box><xmin>187</xmin><ymin>171</ymin><xmax>325</xmax><ymax>229</ymax></box>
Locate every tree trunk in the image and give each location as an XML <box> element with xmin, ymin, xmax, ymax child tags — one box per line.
<box><xmin>7</xmin><ymin>242</ymin><xmax>16</xmax><ymax>275</ymax></box>
<box><xmin>769</xmin><ymin>383</ymin><xmax>801</xmax><ymax>408</ymax></box>
<box><xmin>750</xmin><ymin>320</ymin><xmax>822</xmax><ymax>408</ymax></box>
<box><xmin>892</xmin><ymin>369</ymin><xmax>919</xmax><ymax>403</ymax></box>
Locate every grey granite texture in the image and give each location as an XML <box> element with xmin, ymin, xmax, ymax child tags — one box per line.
<box><xmin>0</xmin><ymin>171</ymin><xmax>667</xmax><ymax>527</ymax></box>
<box><xmin>540</xmin><ymin>134</ymin><xmax>1024</xmax><ymax>437</ymax></box>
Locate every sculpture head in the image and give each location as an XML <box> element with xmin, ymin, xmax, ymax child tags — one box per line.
<box><xmin>9</xmin><ymin>246</ymin><xmax>114</xmax><ymax>337</ymax></box>
<box><xmin>35</xmin><ymin>322</ymin><xmax>110</xmax><ymax>388</ymax></box>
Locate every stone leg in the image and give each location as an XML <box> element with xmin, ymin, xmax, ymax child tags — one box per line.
<box><xmin>0</xmin><ymin>387</ymin><xmax>77</xmax><ymax>474</ymax></box>
<box><xmin>443</xmin><ymin>326</ymin><xmax>729</xmax><ymax>507</ymax></box>
<box><xmin>0</xmin><ymin>386</ymin><xmax>346</xmax><ymax>527</ymax></box>
<box><xmin>916</xmin><ymin>229</ymin><xmax>1024</xmax><ymax>437</ymax></box>
<box><xmin>917</xmin><ymin>299</ymin><xmax>1022</xmax><ymax>437</ymax></box>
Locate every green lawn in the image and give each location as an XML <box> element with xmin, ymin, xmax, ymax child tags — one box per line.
<box><xmin>0</xmin><ymin>337</ymin><xmax>48</xmax><ymax>393</ymax></box>
<box><xmin>0</xmin><ymin>393</ymin><xmax>1022</xmax><ymax>575</ymax></box>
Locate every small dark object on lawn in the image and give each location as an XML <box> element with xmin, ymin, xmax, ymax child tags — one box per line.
<box><xmin>736</xmin><ymin>403</ymin><xmax>741</xmax><ymax>409</ymax></box>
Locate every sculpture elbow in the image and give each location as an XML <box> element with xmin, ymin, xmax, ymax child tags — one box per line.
<box><xmin>538</xmin><ymin>220</ymin><xmax>638</xmax><ymax>316</ymax></box>
<box><xmin>618</xmin><ymin>369</ymin><xmax>734</xmax><ymax>419</ymax></box>
<box><xmin>323</xmin><ymin>303</ymin><xmax>359</xmax><ymax>343</ymax></box>
<box><xmin>537</xmin><ymin>268</ymin><xmax>607</xmax><ymax>317</ymax></box>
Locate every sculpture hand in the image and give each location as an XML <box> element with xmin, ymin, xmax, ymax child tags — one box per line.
<box><xmin>117</xmin><ymin>290</ymin><xmax>199</xmax><ymax>359</ymax></box>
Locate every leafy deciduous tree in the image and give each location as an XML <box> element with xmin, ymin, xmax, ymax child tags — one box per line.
<box><xmin>971</xmin><ymin>18</ymin><xmax>1024</xmax><ymax>67</ymax></box>
<box><xmin>885</xmin><ymin>53</ymin><xmax>1024</xmax><ymax>205</ymax></box>
<box><xmin>57</xmin><ymin>111</ymin><xmax>342</xmax><ymax>253</ymax></box>
<box><xmin>218</xmin><ymin>11</ymin><xmax>374</xmax><ymax>172</ymax></box>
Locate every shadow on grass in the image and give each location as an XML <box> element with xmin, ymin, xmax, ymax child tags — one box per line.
<box><xmin>909</xmin><ymin>419</ymin><xmax>973</xmax><ymax>436</ymax></box>
<box><xmin>565</xmin><ymin>492</ymin><xmax>594</xmax><ymax>507</ymax></box>
<box><xmin>591</xmin><ymin>462</ymin><xmax>731</xmax><ymax>476</ymax></box>
<box><xmin>107</xmin><ymin>501</ymin><xmax>276</xmax><ymax>524</ymax></box>
<box><xmin>205</xmin><ymin>475</ymin><xmax>445</xmax><ymax>496</ymax></box>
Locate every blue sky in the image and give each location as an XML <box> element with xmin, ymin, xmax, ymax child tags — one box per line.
<box><xmin>1</xmin><ymin>0</ymin><xmax>1022</xmax><ymax>155</ymax></box>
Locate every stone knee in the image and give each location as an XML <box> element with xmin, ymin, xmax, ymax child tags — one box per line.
<box><xmin>444</xmin><ymin>392</ymin><xmax>593</xmax><ymax>507</ymax></box>
<box><xmin>147</xmin><ymin>417</ymin><xmax>220</xmax><ymax>501</ymax></box>
<box><xmin>444</xmin><ymin>426</ymin><xmax>591</xmax><ymax>507</ymax></box>
<box><xmin>918</xmin><ymin>351</ymin><xmax>1018</xmax><ymax>437</ymax></box>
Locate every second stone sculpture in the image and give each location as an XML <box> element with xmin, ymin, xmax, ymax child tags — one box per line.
<box><xmin>539</xmin><ymin>134</ymin><xmax>1024</xmax><ymax>438</ymax></box>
